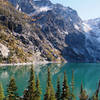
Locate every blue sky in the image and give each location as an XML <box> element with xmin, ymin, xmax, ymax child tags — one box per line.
<box><xmin>51</xmin><ymin>0</ymin><xmax>100</xmax><ymax>20</ymax></box>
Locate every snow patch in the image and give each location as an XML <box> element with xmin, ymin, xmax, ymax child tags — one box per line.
<box><xmin>29</xmin><ymin>6</ymin><xmax>51</xmax><ymax>16</ymax></box>
<box><xmin>69</xmin><ymin>18</ymin><xmax>72</xmax><ymax>22</ymax></box>
<box><xmin>29</xmin><ymin>0</ymin><xmax>38</xmax><ymax>9</ymax></box>
<box><xmin>16</xmin><ymin>4</ymin><xmax>19</xmax><ymax>10</ymax></box>
<box><xmin>39</xmin><ymin>6</ymin><xmax>51</xmax><ymax>12</ymax></box>
<box><xmin>16</xmin><ymin>4</ymin><xmax>21</xmax><ymax>11</ymax></box>
<box><xmin>64</xmin><ymin>31</ymin><xmax>69</xmax><ymax>35</ymax></box>
<box><xmin>82</xmin><ymin>23</ymin><xmax>92</xmax><ymax>32</ymax></box>
<box><xmin>74</xmin><ymin>24</ymin><xmax>80</xmax><ymax>30</ymax></box>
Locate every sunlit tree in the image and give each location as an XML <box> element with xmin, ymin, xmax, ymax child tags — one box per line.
<box><xmin>7</xmin><ymin>77</ymin><xmax>18</xmax><ymax>100</ymax></box>
<box><xmin>93</xmin><ymin>94</ymin><xmax>98</xmax><ymax>100</ymax></box>
<box><xmin>27</xmin><ymin>66</ymin><xmax>36</xmax><ymax>100</ymax></box>
<box><xmin>34</xmin><ymin>76</ymin><xmax>42</xmax><ymax>100</ymax></box>
<box><xmin>71</xmin><ymin>70</ymin><xmax>76</xmax><ymax>100</ymax></box>
<box><xmin>79</xmin><ymin>82</ymin><xmax>88</xmax><ymax>100</ymax></box>
<box><xmin>92</xmin><ymin>80</ymin><xmax>100</xmax><ymax>100</ymax></box>
<box><xmin>61</xmin><ymin>72</ymin><xmax>70</xmax><ymax>100</ymax></box>
<box><xmin>44</xmin><ymin>68</ymin><xmax>56</xmax><ymax>100</ymax></box>
<box><xmin>0</xmin><ymin>83</ymin><xmax>5</xmax><ymax>100</ymax></box>
<box><xmin>56</xmin><ymin>77</ymin><xmax>61</xmax><ymax>100</ymax></box>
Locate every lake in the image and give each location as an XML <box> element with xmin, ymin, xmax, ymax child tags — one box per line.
<box><xmin>0</xmin><ymin>63</ymin><xmax>100</xmax><ymax>99</ymax></box>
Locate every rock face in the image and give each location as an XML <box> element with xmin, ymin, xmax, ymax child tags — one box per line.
<box><xmin>84</xmin><ymin>18</ymin><xmax>100</xmax><ymax>62</ymax></box>
<box><xmin>0</xmin><ymin>43</ymin><xmax>9</xmax><ymax>58</ymax></box>
<box><xmin>0</xmin><ymin>0</ymin><xmax>64</xmax><ymax>63</ymax></box>
<box><xmin>8</xmin><ymin>0</ymin><xmax>87</xmax><ymax>62</ymax></box>
<box><xmin>1</xmin><ymin>0</ymin><xmax>100</xmax><ymax>62</ymax></box>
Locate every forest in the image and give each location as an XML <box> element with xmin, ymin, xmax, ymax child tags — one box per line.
<box><xmin>0</xmin><ymin>65</ymin><xmax>100</xmax><ymax>100</ymax></box>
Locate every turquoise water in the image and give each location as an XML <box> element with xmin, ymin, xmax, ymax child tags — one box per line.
<box><xmin>0</xmin><ymin>63</ymin><xmax>100</xmax><ymax>99</ymax></box>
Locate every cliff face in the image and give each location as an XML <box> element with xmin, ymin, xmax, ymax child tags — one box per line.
<box><xmin>0</xmin><ymin>0</ymin><xmax>65</xmax><ymax>63</ymax></box>
<box><xmin>84</xmin><ymin>18</ymin><xmax>100</xmax><ymax>62</ymax></box>
<box><xmin>9</xmin><ymin>0</ymin><xmax>87</xmax><ymax>62</ymax></box>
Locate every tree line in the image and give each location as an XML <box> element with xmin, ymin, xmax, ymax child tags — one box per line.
<box><xmin>0</xmin><ymin>65</ymin><xmax>100</xmax><ymax>100</ymax></box>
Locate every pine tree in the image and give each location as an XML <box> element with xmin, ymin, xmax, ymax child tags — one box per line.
<box><xmin>92</xmin><ymin>80</ymin><xmax>100</xmax><ymax>100</ymax></box>
<box><xmin>95</xmin><ymin>80</ymin><xmax>100</xmax><ymax>100</ymax></box>
<box><xmin>61</xmin><ymin>72</ymin><xmax>70</xmax><ymax>100</ymax></box>
<box><xmin>44</xmin><ymin>68</ymin><xmax>56</xmax><ymax>100</ymax></box>
<box><xmin>34</xmin><ymin>76</ymin><xmax>42</xmax><ymax>100</ymax></box>
<box><xmin>50</xmin><ymin>85</ymin><xmax>56</xmax><ymax>100</ymax></box>
<box><xmin>23</xmin><ymin>89</ymin><xmax>28</xmax><ymax>100</ymax></box>
<box><xmin>93</xmin><ymin>94</ymin><xmax>98</xmax><ymax>100</ymax></box>
<box><xmin>27</xmin><ymin>66</ymin><xmax>36</xmax><ymax>100</ymax></box>
<box><xmin>7</xmin><ymin>77</ymin><xmax>18</xmax><ymax>100</ymax></box>
<box><xmin>71</xmin><ymin>70</ymin><xmax>76</xmax><ymax>100</ymax></box>
<box><xmin>56</xmin><ymin>77</ymin><xmax>61</xmax><ymax>100</ymax></box>
<box><xmin>0</xmin><ymin>83</ymin><xmax>5</xmax><ymax>100</ymax></box>
<box><xmin>79</xmin><ymin>83</ymin><xmax>88</xmax><ymax>100</ymax></box>
<box><xmin>44</xmin><ymin>85</ymin><xmax>50</xmax><ymax>100</ymax></box>
<box><xmin>80</xmin><ymin>83</ymin><xmax>83</xmax><ymax>94</ymax></box>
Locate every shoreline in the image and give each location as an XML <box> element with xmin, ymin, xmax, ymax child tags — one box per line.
<box><xmin>0</xmin><ymin>61</ymin><xmax>65</xmax><ymax>67</ymax></box>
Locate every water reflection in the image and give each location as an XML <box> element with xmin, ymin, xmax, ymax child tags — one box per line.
<box><xmin>0</xmin><ymin>63</ymin><xmax>100</xmax><ymax>99</ymax></box>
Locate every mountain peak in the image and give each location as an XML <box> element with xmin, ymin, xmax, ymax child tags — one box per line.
<box><xmin>2</xmin><ymin>0</ymin><xmax>100</xmax><ymax>63</ymax></box>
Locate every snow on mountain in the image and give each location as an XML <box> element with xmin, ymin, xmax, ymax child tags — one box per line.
<box><xmin>5</xmin><ymin>0</ymin><xmax>100</xmax><ymax>62</ymax></box>
<box><xmin>74</xmin><ymin>24</ymin><xmax>80</xmax><ymax>31</ymax></box>
<box><xmin>82</xmin><ymin>23</ymin><xmax>92</xmax><ymax>32</ymax></box>
<box><xmin>39</xmin><ymin>6</ymin><xmax>51</xmax><ymax>12</ymax></box>
<box><xmin>86</xmin><ymin>18</ymin><xmax>100</xmax><ymax>37</ymax></box>
<box><xmin>29</xmin><ymin>6</ymin><xmax>52</xmax><ymax>16</ymax></box>
<box><xmin>85</xmin><ymin>18</ymin><xmax>100</xmax><ymax>41</ymax></box>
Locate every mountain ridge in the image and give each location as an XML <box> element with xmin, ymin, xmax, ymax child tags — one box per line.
<box><xmin>0</xmin><ymin>0</ymin><xmax>65</xmax><ymax>63</ymax></box>
<box><xmin>0</xmin><ymin>0</ymin><xmax>100</xmax><ymax>63</ymax></box>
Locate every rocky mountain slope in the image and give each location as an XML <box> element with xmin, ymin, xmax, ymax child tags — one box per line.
<box><xmin>8</xmin><ymin>0</ymin><xmax>87</xmax><ymax>62</ymax></box>
<box><xmin>84</xmin><ymin>18</ymin><xmax>100</xmax><ymax>62</ymax></box>
<box><xmin>0</xmin><ymin>0</ymin><xmax>100</xmax><ymax>63</ymax></box>
<box><xmin>0</xmin><ymin>0</ymin><xmax>64</xmax><ymax>63</ymax></box>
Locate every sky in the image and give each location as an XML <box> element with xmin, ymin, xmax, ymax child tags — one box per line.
<box><xmin>51</xmin><ymin>0</ymin><xmax>100</xmax><ymax>20</ymax></box>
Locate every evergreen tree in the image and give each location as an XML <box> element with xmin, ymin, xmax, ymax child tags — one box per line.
<box><xmin>56</xmin><ymin>77</ymin><xmax>61</xmax><ymax>100</ymax></box>
<box><xmin>79</xmin><ymin>83</ymin><xmax>88</xmax><ymax>100</ymax></box>
<box><xmin>92</xmin><ymin>80</ymin><xmax>100</xmax><ymax>100</ymax></box>
<box><xmin>44</xmin><ymin>68</ymin><xmax>56</xmax><ymax>100</ymax></box>
<box><xmin>61</xmin><ymin>72</ymin><xmax>70</xmax><ymax>100</ymax></box>
<box><xmin>7</xmin><ymin>77</ymin><xmax>18</xmax><ymax>100</ymax></box>
<box><xmin>0</xmin><ymin>56</ymin><xmax>2</xmax><ymax>63</ymax></box>
<box><xmin>80</xmin><ymin>83</ymin><xmax>83</xmax><ymax>94</ymax></box>
<box><xmin>93</xmin><ymin>94</ymin><xmax>98</xmax><ymax>100</ymax></box>
<box><xmin>27</xmin><ymin>65</ymin><xmax>36</xmax><ymax>100</ymax></box>
<box><xmin>23</xmin><ymin>89</ymin><xmax>28</xmax><ymax>100</ymax></box>
<box><xmin>0</xmin><ymin>83</ymin><xmax>5</xmax><ymax>100</ymax></box>
<box><xmin>95</xmin><ymin>80</ymin><xmax>100</xmax><ymax>100</ymax></box>
<box><xmin>34</xmin><ymin>76</ymin><xmax>42</xmax><ymax>100</ymax></box>
<box><xmin>50</xmin><ymin>85</ymin><xmax>56</xmax><ymax>100</ymax></box>
<box><xmin>71</xmin><ymin>70</ymin><xmax>76</xmax><ymax>100</ymax></box>
<box><xmin>44</xmin><ymin>85</ymin><xmax>50</xmax><ymax>100</ymax></box>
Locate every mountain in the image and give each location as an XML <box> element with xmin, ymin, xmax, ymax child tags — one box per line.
<box><xmin>0</xmin><ymin>0</ymin><xmax>64</xmax><ymax>63</ymax></box>
<box><xmin>7</xmin><ymin>0</ymin><xmax>87</xmax><ymax>62</ymax></box>
<box><xmin>84</xmin><ymin>18</ymin><xmax>100</xmax><ymax>62</ymax></box>
<box><xmin>0</xmin><ymin>0</ymin><xmax>100</xmax><ymax>63</ymax></box>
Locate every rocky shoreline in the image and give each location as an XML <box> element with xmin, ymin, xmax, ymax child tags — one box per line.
<box><xmin>0</xmin><ymin>61</ymin><xmax>65</xmax><ymax>67</ymax></box>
